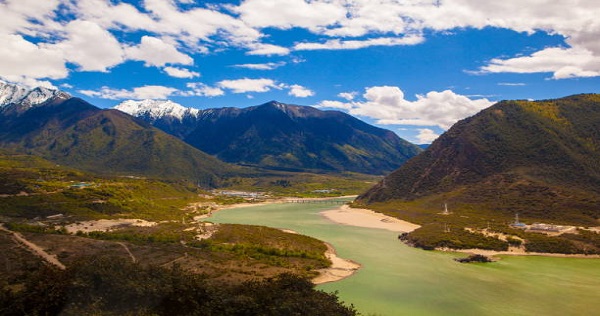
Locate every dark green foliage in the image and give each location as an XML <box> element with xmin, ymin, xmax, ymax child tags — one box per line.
<box><xmin>454</xmin><ymin>254</ymin><xmax>493</xmax><ymax>263</ymax></box>
<box><xmin>402</xmin><ymin>224</ymin><xmax>508</xmax><ymax>251</ymax></box>
<box><xmin>523</xmin><ymin>230</ymin><xmax>600</xmax><ymax>255</ymax></box>
<box><xmin>207</xmin><ymin>224</ymin><xmax>329</xmax><ymax>266</ymax></box>
<box><xmin>0</xmin><ymin>257</ymin><xmax>357</xmax><ymax>316</ymax></box>
<box><xmin>524</xmin><ymin>234</ymin><xmax>580</xmax><ymax>254</ymax></box>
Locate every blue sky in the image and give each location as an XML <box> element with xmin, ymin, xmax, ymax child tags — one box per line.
<box><xmin>1</xmin><ymin>0</ymin><xmax>599</xmax><ymax>143</ymax></box>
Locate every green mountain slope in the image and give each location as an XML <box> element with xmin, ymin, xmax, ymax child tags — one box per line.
<box><xmin>359</xmin><ymin>94</ymin><xmax>600</xmax><ymax>225</ymax></box>
<box><xmin>0</xmin><ymin>97</ymin><xmax>238</xmax><ymax>185</ymax></box>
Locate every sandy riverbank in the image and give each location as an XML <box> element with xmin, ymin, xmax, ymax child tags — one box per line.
<box><xmin>313</xmin><ymin>243</ymin><xmax>361</xmax><ymax>285</ymax></box>
<box><xmin>321</xmin><ymin>205</ymin><xmax>421</xmax><ymax>232</ymax></box>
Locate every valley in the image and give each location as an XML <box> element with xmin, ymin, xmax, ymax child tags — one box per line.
<box><xmin>1</xmin><ymin>82</ymin><xmax>599</xmax><ymax>315</ymax></box>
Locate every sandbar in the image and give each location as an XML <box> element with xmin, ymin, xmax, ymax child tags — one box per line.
<box><xmin>321</xmin><ymin>205</ymin><xmax>421</xmax><ymax>232</ymax></box>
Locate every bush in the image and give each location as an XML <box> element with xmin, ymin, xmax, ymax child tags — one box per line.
<box><xmin>0</xmin><ymin>256</ymin><xmax>357</xmax><ymax>315</ymax></box>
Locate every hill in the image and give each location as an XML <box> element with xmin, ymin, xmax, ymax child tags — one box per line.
<box><xmin>357</xmin><ymin>94</ymin><xmax>600</xmax><ymax>254</ymax></box>
<box><xmin>116</xmin><ymin>100</ymin><xmax>422</xmax><ymax>174</ymax></box>
<box><xmin>0</xmin><ymin>82</ymin><xmax>238</xmax><ymax>185</ymax></box>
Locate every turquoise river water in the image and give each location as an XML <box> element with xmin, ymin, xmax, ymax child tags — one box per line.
<box><xmin>209</xmin><ymin>199</ymin><xmax>600</xmax><ymax>316</ymax></box>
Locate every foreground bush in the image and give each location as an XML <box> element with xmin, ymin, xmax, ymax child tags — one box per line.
<box><xmin>0</xmin><ymin>256</ymin><xmax>357</xmax><ymax>316</ymax></box>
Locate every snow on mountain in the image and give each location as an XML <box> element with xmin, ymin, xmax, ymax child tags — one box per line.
<box><xmin>115</xmin><ymin>99</ymin><xmax>200</xmax><ymax>121</ymax></box>
<box><xmin>0</xmin><ymin>81</ymin><xmax>70</xmax><ymax>108</ymax></box>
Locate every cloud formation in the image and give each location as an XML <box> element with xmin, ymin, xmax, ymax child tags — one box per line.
<box><xmin>79</xmin><ymin>85</ymin><xmax>178</xmax><ymax>100</ymax></box>
<box><xmin>288</xmin><ymin>85</ymin><xmax>314</xmax><ymax>98</ymax></box>
<box><xmin>163</xmin><ymin>67</ymin><xmax>200</xmax><ymax>79</ymax></box>
<box><xmin>415</xmin><ymin>128</ymin><xmax>440</xmax><ymax>144</ymax></box>
<box><xmin>318</xmin><ymin>86</ymin><xmax>494</xmax><ymax>130</ymax></box>
<box><xmin>217</xmin><ymin>78</ymin><xmax>282</xmax><ymax>94</ymax></box>
<box><xmin>125</xmin><ymin>36</ymin><xmax>193</xmax><ymax>67</ymax></box>
<box><xmin>1</xmin><ymin>0</ymin><xmax>600</xmax><ymax>88</ymax></box>
<box><xmin>232</xmin><ymin>62</ymin><xmax>286</xmax><ymax>70</ymax></box>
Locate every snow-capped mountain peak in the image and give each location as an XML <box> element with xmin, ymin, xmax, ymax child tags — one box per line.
<box><xmin>0</xmin><ymin>81</ymin><xmax>70</xmax><ymax>108</ymax></box>
<box><xmin>115</xmin><ymin>99</ymin><xmax>200</xmax><ymax>121</ymax></box>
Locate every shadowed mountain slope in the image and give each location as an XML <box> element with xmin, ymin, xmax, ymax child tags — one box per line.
<box><xmin>117</xmin><ymin>100</ymin><xmax>422</xmax><ymax>174</ymax></box>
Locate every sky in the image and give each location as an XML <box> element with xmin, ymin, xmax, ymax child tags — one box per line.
<box><xmin>1</xmin><ymin>0</ymin><xmax>599</xmax><ymax>144</ymax></box>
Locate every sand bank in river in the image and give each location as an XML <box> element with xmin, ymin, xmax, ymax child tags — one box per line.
<box><xmin>320</xmin><ymin>205</ymin><xmax>421</xmax><ymax>233</ymax></box>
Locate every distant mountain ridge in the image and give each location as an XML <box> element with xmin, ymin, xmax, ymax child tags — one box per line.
<box><xmin>0</xmin><ymin>82</ymin><xmax>236</xmax><ymax>185</ymax></box>
<box><xmin>116</xmin><ymin>100</ymin><xmax>422</xmax><ymax>174</ymax></box>
<box><xmin>359</xmin><ymin>94</ymin><xmax>600</xmax><ymax>224</ymax></box>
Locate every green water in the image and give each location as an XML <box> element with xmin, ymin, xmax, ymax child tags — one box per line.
<box><xmin>209</xmin><ymin>201</ymin><xmax>600</xmax><ymax>316</ymax></box>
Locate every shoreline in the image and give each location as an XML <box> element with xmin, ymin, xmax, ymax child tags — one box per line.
<box><xmin>203</xmin><ymin>196</ymin><xmax>599</xmax><ymax>286</ymax></box>
<box><xmin>437</xmin><ymin>247</ymin><xmax>600</xmax><ymax>259</ymax></box>
<box><xmin>312</xmin><ymin>242</ymin><xmax>361</xmax><ymax>285</ymax></box>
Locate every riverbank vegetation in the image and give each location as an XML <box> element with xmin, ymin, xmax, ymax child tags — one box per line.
<box><xmin>361</xmin><ymin>195</ymin><xmax>600</xmax><ymax>255</ymax></box>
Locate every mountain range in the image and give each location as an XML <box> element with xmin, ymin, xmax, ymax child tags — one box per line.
<box><xmin>0</xmin><ymin>82</ymin><xmax>236</xmax><ymax>185</ymax></box>
<box><xmin>116</xmin><ymin>100</ymin><xmax>422</xmax><ymax>174</ymax></box>
<box><xmin>359</xmin><ymin>94</ymin><xmax>600</xmax><ymax>225</ymax></box>
<box><xmin>0</xmin><ymin>81</ymin><xmax>421</xmax><ymax>185</ymax></box>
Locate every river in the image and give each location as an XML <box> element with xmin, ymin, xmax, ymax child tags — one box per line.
<box><xmin>209</xmin><ymin>199</ymin><xmax>600</xmax><ymax>316</ymax></box>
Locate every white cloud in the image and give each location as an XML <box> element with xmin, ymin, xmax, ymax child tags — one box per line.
<box><xmin>185</xmin><ymin>82</ymin><xmax>225</xmax><ymax>97</ymax></box>
<box><xmin>4</xmin><ymin>0</ymin><xmax>600</xmax><ymax>86</ymax></box>
<box><xmin>232</xmin><ymin>62</ymin><xmax>286</xmax><ymax>70</ymax></box>
<box><xmin>498</xmin><ymin>82</ymin><xmax>526</xmax><ymax>86</ymax></box>
<box><xmin>415</xmin><ymin>128</ymin><xmax>440</xmax><ymax>144</ymax></box>
<box><xmin>0</xmin><ymin>34</ymin><xmax>67</xmax><ymax>84</ymax></box>
<box><xmin>217</xmin><ymin>78</ymin><xmax>282</xmax><ymax>93</ymax></box>
<box><xmin>163</xmin><ymin>66</ymin><xmax>200</xmax><ymax>78</ymax></box>
<box><xmin>316</xmin><ymin>100</ymin><xmax>351</xmax><ymax>110</ymax></box>
<box><xmin>50</xmin><ymin>20</ymin><xmax>124</xmax><ymax>72</ymax></box>
<box><xmin>0</xmin><ymin>0</ymin><xmax>62</xmax><ymax>35</ymax></box>
<box><xmin>288</xmin><ymin>84</ymin><xmax>314</xmax><ymax>98</ymax></box>
<box><xmin>480</xmin><ymin>47</ymin><xmax>600</xmax><ymax>79</ymax></box>
<box><xmin>79</xmin><ymin>85</ymin><xmax>178</xmax><ymax>100</ymax></box>
<box><xmin>71</xmin><ymin>0</ymin><xmax>158</xmax><ymax>31</ymax></box>
<box><xmin>294</xmin><ymin>36</ymin><xmax>424</xmax><ymax>51</ymax></box>
<box><xmin>141</xmin><ymin>0</ymin><xmax>261</xmax><ymax>49</ymax></box>
<box><xmin>338</xmin><ymin>92</ymin><xmax>357</xmax><ymax>101</ymax></box>
<box><xmin>126</xmin><ymin>36</ymin><xmax>193</xmax><ymax>67</ymax></box>
<box><xmin>246</xmin><ymin>43</ymin><xmax>290</xmax><ymax>56</ymax></box>
<box><xmin>234</xmin><ymin>0</ymin><xmax>346</xmax><ymax>31</ymax></box>
<box><xmin>319</xmin><ymin>86</ymin><xmax>493</xmax><ymax>130</ymax></box>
